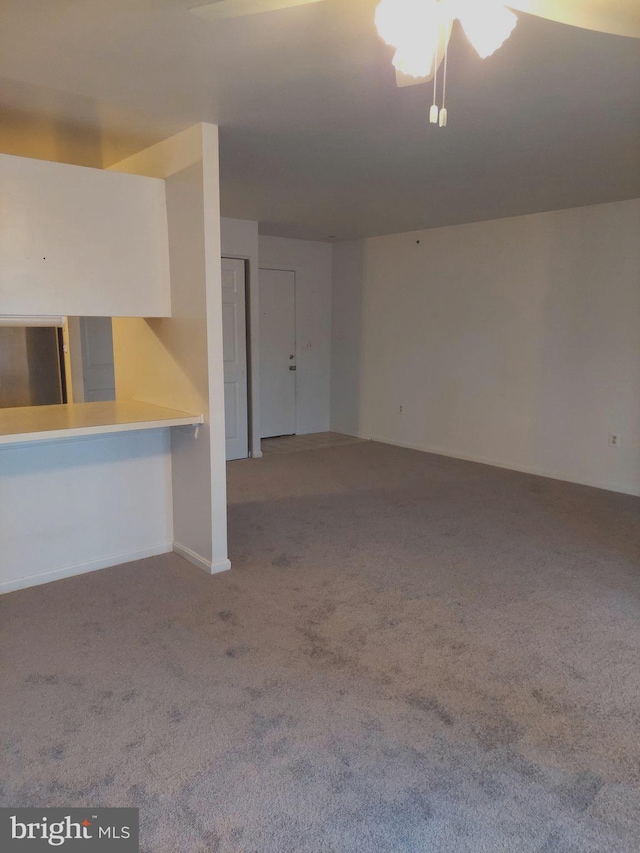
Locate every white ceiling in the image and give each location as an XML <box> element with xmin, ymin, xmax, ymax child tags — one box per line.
<box><xmin>0</xmin><ymin>0</ymin><xmax>638</xmax><ymax>240</ymax></box>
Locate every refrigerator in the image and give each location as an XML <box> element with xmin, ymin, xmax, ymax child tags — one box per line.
<box><xmin>0</xmin><ymin>324</ymin><xmax>66</xmax><ymax>408</ymax></box>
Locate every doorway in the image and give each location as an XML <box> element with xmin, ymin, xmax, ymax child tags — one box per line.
<box><xmin>259</xmin><ymin>268</ymin><xmax>296</xmax><ymax>439</ymax></box>
<box><xmin>64</xmin><ymin>316</ymin><xmax>115</xmax><ymax>404</ymax></box>
<box><xmin>79</xmin><ymin>317</ymin><xmax>116</xmax><ymax>402</ymax></box>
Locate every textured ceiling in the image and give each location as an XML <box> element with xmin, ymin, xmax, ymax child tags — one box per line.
<box><xmin>0</xmin><ymin>0</ymin><xmax>638</xmax><ymax>239</ymax></box>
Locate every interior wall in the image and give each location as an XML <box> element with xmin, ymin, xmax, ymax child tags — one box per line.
<box><xmin>220</xmin><ymin>217</ymin><xmax>261</xmax><ymax>458</ymax></box>
<box><xmin>24</xmin><ymin>327</ymin><xmax>62</xmax><ymax>405</ymax></box>
<box><xmin>0</xmin><ymin>152</ymin><xmax>171</xmax><ymax>317</ymax></box>
<box><xmin>201</xmin><ymin>123</ymin><xmax>230</xmax><ymax>575</ymax></box>
<box><xmin>0</xmin><ymin>141</ymin><xmax>181</xmax><ymax>593</ymax></box>
<box><xmin>0</xmin><ymin>430</ymin><xmax>172</xmax><ymax>594</ymax></box>
<box><xmin>65</xmin><ymin>318</ymin><xmax>85</xmax><ymax>403</ymax></box>
<box><xmin>0</xmin><ymin>328</ymin><xmax>31</xmax><ymax>407</ymax></box>
<box><xmin>330</xmin><ymin>241</ymin><xmax>365</xmax><ymax>438</ymax></box>
<box><xmin>110</xmin><ymin>124</ymin><xmax>230</xmax><ymax>574</ymax></box>
<box><xmin>259</xmin><ymin>236</ymin><xmax>332</xmax><ymax>435</ymax></box>
<box><xmin>331</xmin><ymin>199</ymin><xmax>640</xmax><ymax>496</ymax></box>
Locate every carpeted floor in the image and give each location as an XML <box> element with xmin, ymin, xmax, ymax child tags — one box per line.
<box><xmin>261</xmin><ymin>431</ymin><xmax>365</xmax><ymax>455</ymax></box>
<box><xmin>1</xmin><ymin>440</ymin><xmax>640</xmax><ymax>852</ymax></box>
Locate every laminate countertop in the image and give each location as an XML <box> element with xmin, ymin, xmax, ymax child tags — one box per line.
<box><xmin>0</xmin><ymin>400</ymin><xmax>202</xmax><ymax>446</ymax></box>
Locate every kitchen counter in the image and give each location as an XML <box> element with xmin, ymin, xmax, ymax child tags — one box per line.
<box><xmin>0</xmin><ymin>400</ymin><xmax>202</xmax><ymax>446</ymax></box>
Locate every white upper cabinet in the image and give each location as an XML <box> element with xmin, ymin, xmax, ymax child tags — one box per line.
<box><xmin>0</xmin><ymin>153</ymin><xmax>171</xmax><ymax>317</ymax></box>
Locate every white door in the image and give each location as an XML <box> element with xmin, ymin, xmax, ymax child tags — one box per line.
<box><xmin>222</xmin><ymin>257</ymin><xmax>249</xmax><ymax>460</ymax></box>
<box><xmin>80</xmin><ymin>317</ymin><xmax>115</xmax><ymax>402</ymax></box>
<box><xmin>259</xmin><ymin>268</ymin><xmax>296</xmax><ymax>438</ymax></box>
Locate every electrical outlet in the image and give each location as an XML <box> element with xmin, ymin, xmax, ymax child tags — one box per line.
<box><xmin>399</xmin><ymin>404</ymin><xmax>404</xmax><ymax>415</ymax></box>
<box><xmin>609</xmin><ymin>433</ymin><xmax>620</xmax><ymax>447</ymax></box>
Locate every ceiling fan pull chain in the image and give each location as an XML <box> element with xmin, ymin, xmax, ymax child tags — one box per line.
<box><xmin>439</xmin><ymin>33</ymin><xmax>449</xmax><ymax>128</ymax></box>
<box><xmin>430</xmin><ymin>28</ymin><xmax>439</xmax><ymax>124</ymax></box>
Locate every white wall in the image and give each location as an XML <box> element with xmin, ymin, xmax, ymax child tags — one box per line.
<box><xmin>111</xmin><ymin>124</ymin><xmax>230</xmax><ymax>574</ymax></box>
<box><xmin>331</xmin><ymin>241</ymin><xmax>365</xmax><ymax>439</ymax></box>
<box><xmin>221</xmin><ymin>217</ymin><xmax>261</xmax><ymax>458</ymax></box>
<box><xmin>259</xmin><ymin>236</ymin><xmax>332</xmax><ymax>435</ymax></box>
<box><xmin>331</xmin><ymin>199</ymin><xmax>640</xmax><ymax>496</ymax></box>
<box><xmin>0</xmin><ymin>124</ymin><xmax>228</xmax><ymax>595</ymax></box>
<box><xmin>201</xmin><ymin>124</ymin><xmax>230</xmax><ymax>574</ymax></box>
<box><xmin>0</xmin><ymin>328</ymin><xmax>31</xmax><ymax>407</ymax></box>
<box><xmin>0</xmin><ymin>430</ymin><xmax>172</xmax><ymax>593</ymax></box>
<box><xmin>0</xmin><ymin>152</ymin><xmax>170</xmax><ymax>317</ymax></box>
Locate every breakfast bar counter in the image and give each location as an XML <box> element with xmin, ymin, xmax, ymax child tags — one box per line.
<box><xmin>0</xmin><ymin>400</ymin><xmax>202</xmax><ymax>447</ymax></box>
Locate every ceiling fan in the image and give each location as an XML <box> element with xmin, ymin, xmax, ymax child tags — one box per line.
<box><xmin>190</xmin><ymin>0</ymin><xmax>640</xmax><ymax>124</ymax></box>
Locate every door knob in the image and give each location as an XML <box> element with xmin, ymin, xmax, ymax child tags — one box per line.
<box><xmin>289</xmin><ymin>365</ymin><xmax>296</xmax><ymax>371</ymax></box>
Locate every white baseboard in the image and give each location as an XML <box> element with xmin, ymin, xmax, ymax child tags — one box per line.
<box><xmin>366</xmin><ymin>434</ymin><xmax>640</xmax><ymax>498</ymax></box>
<box><xmin>173</xmin><ymin>541</ymin><xmax>231</xmax><ymax>575</ymax></box>
<box><xmin>330</xmin><ymin>428</ymin><xmax>365</xmax><ymax>440</ymax></box>
<box><xmin>210</xmin><ymin>558</ymin><xmax>232</xmax><ymax>574</ymax></box>
<box><xmin>0</xmin><ymin>543</ymin><xmax>173</xmax><ymax>595</ymax></box>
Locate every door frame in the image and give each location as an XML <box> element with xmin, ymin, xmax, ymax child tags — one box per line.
<box><xmin>222</xmin><ymin>255</ymin><xmax>300</xmax><ymax>456</ymax></box>
<box><xmin>222</xmin><ymin>255</ymin><xmax>254</xmax><ymax>457</ymax></box>
<box><xmin>221</xmin><ymin>255</ymin><xmax>251</xmax><ymax>461</ymax></box>
<box><xmin>258</xmin><ymin>266</ymin><xmax>298</xmax><ymax>440</ymax></box>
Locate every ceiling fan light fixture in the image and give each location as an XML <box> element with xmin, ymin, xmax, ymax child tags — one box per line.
<box><xmin>375</xmin><ymin>0</ymin><xmax>439</xmax><ymax>50</ymax></box>
<box><xmin>456</xmin><ymin>1</ymin><xmax>518</xmax><ymax>58</ymax></box>
<box><xmin>375</xmin><ymin>0</ymin><xmax>519</xmax><ymax>126</ymax></box>
<box><xmin>376</xmin><ymin>0</ymin><xmax>518</xmax><ymax>62</ymax></box>
<box><xmin>392</xmin><ymin>30</ymin><xmax>440</xmax><ymax>78</ymax></box>
<box><xmin>393</xmin><ymin>47</ymin><xmax>433</xmax><ymax>79</ymax></box>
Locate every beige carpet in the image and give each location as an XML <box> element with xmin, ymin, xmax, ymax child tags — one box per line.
<box><xmin>1</xmin><ymin>440</ymin><xmax>640</xmax><ymax>852</ymax></box>
<box><xmin>261</xmin><ymin>432</ymin><xmax>365</xmax><ymax>455</ymax></box>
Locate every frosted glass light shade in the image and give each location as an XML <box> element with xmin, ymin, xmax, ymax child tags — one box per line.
<box><xmin>457</xmin><ymin>1</ymin><xmax>518</xmax><ymax>58</ymax></box>
<box><xmin>392</xmin><ymin>31</ymin><xmax>440</xmax><ymax>77</ymax></box>
<box><xmin>393</xmin><ymin>48</ymin><xmax>432</xmax><ymax>78</ymax></box>
<box><xmin>375</xmin><ymin>0</ymin><xmax>518</xmax><ymax>64</ymax></box>
<box><xmin>375</xmin><ymin>0</ymin><xmax>440</xmax><ymax>49</ymax></box>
